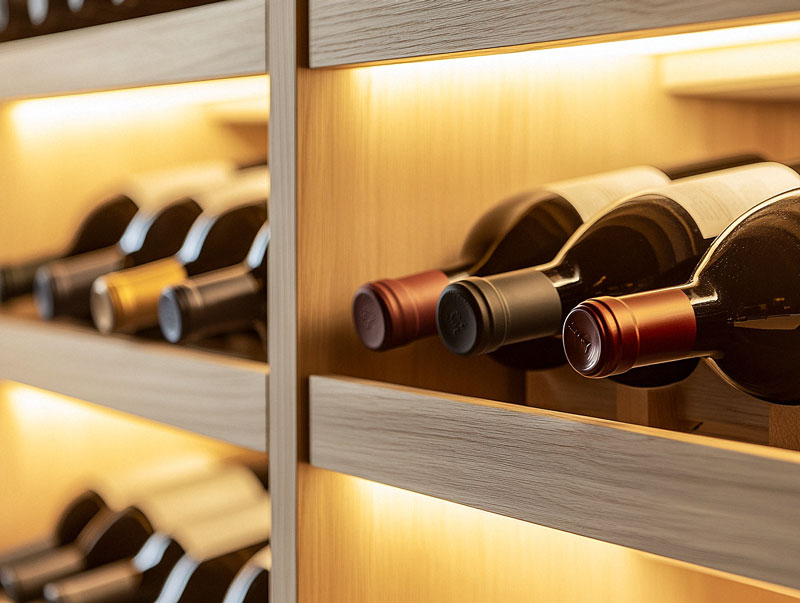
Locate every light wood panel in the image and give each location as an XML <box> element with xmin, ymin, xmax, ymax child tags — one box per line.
<box><xmin>300</xmin><ymin>464</ymin><xmax>800</xmax><ymax>603</ymax></box>
<box><xmin>0</xmin><ymin>0</ymin><xmax>267</xmax><ymax>100</ymax></box>
<box><xmin>308</xmin><ymin>0</ymin><xmax>800</xmax><ymax>67</ymax></box>
<box><xmin>268</xmin><ymin>0</ymin><xmax>298</xmax><ymax>601</ymax></box>
<box><xmin>310</xmin><ymin>375</ymin><xmax>800</xmax><ymax>592</ymax></box>
<box><xmin>297</xmin><ymin>38</ymin><xmax>800</xmax><ymax>602</ymax></box>
<box><xmin>0</xmin><ymin>306</ymin><xmax>268</xmax><ymax>450</ymax></box>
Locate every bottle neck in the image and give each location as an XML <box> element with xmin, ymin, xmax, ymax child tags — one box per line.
<box><xmin>158</xmin><ymin>264</ymin><xmax>264</xmax><ymax>343</ymax></box>
<box><xmin>436</xmin><ymin>266</ymin><xmax>563</xmax><ymax>356</ymax></box>
<box><xmin>564</xmin><ymin>287</ymin><xmax>704</xmax><ymax>377</ymax></box>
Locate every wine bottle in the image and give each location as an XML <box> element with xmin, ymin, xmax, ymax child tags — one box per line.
<box><xmin>67</xmin><ymin>0</ymin><xmax>215</xmax><ymax>22</ymax></box>
<box><xmin>25</xmin><ymin>0</ymin><xmax>100</xmax><ymax>33</ymax></box>
<box><xmin>0</xmin><ymin>493</ymin><xmax>105</xmax><ymax>572</ymax></box>
<box><xmin>353</xmin><ymin>154</ymin><xmax>764</xmax><ymax>352</ymax></box>
<box><xmin>2</xmin><ymin>459</ymin><xmax>268</xmax><ymax>602</ymax></box>
<box><xmin>0</xmin><ymin>0</ymin><xmax>33</xmax><ymax>41</ymax></box>
<box><xmin>563</xmin><ymin>188</ymin><xmax>800</xmax><ymax>404</ymax></box>
<box><xmin>0</xmin><ymin>506</ymin><xmax>153</xmax><ymax>602</ymax></box>
<box><xmin>151</xmin><ymin>497</ymin><xmax>270</xmax><ymax>603</ymax></box>
<box><xmin>0</xmin><ymin>195</ymin><xmax>137</xmax><ymax>304</ymax></box>
<box><xmin>158</xmin><ymin>222</ymin><xmax>269</xmax><ymax>344</ymax></box>
<box><xmin>90</xmin><ymin>168</ymin><xmax>269</xmax><ymax>334</ymax></box>
<box><xmin>436</xmin><ymin>162</ymin><xmax>800</xmax><ymax>383</ymax></box>
<box><xmin>0</xmin><ymin>455</ymin><xmax>215</xmax><ymax>572</ymax></box>
<box><xmin>33</xmin><ymin>161</ymin><xmax>236</xmax><ymax>320</ymax></box>
<box><xmin>41</xmin><ymin>468</ymin><xmax>269</xmax><ymax>603</ymax></box>
<box><xmin>221</xmin><ymin>547</ymin><xmax>270</xmax><ymax>603</ymax></box>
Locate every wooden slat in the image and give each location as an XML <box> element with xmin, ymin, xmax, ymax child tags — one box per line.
<box><xmin>0</xmin><ymin>0</ymin><xmax>267</xmax><ymax>100</ymax></box>
<box><xmin>310</xmin><ymin>375</ymin><xmax>800</xmax><ymax>591</ymax></box>
<box><xmin>309</xmin><ymin>0</ymin><xmax>800</xmax><ymax>67</ymax></box>
<box><xmin>0</xmin><ymin>312</ymin><xmax>268</xmax><ymax>450</ymax></box>
<box><xmin>268</xmin><ymin>0</ymin><xmax>298</xmax><ymax>600</ymax></box>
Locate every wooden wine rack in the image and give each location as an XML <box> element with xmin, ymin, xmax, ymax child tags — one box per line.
<box><xmin>273</xmin><ymin>2</ymin><xmax>800</xmax><ymax>602</ymax></box>
<box><xmin>6</xmin><ymin>1</ymin><xmax>800</xmax><ymax>602</ymax></box>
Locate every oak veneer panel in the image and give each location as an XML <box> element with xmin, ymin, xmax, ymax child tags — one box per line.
<box><xmin>297</xmin><ymin>33</ymin><xmax>800</xmax><ymax>603</ymax></box>
<box><xmin>0</xmin><ymin>312</ymin><xmax>268</xmax><ymax>450</ymax></box>
<box><xmin>300</xmin><ymin>465</ymin><xmax>800</xmax><ymax>603</ymax></box>
<box><xmin>0</xmin><ymin>0</ymin><xmax>267</xmax><ymax>99</ymax></box>
<box><xmin>310</xmin><ymin>375</ymin><xmax>800</xmax><ymax>591</ymax></box>
<box><xmin>268</xmin><ymin>0</ymin><xmax>298</xmax><ymax>601</ymax></box>
<box><xmin>309</xmin><ymin>0</ymin><xmax>800</xmax><ymax>67</ymax></box>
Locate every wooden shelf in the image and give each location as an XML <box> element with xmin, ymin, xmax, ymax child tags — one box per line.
<box><xmin>309</xmin><ymin>0</ymin><xmax>799</xmax><ymax>67</ymax></box>
<box><xmin>0</xmin><ymin>306</ymin><xmax>268</xmax><ymax>451</ymax></box>
<box><xmin>0</xmin><ymin>0</ymin><xmax>267</xmax><ymax>100</ymax></box>
<box><xmin>310</xmin><ymin>375</ymin><xmax>800</xmax><ymax>592</ymax></box>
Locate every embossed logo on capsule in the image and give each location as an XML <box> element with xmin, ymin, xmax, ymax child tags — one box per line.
<box><xmin>447</xmin><ymin>310</ymin><xmax>466</xmax><ymax>336</ymax></box>
<box><xmin>355</xmin><ymin>297</ymin><xmax>376</xmax><ymax>330</ymax></box>
<box><xmin>566</xmin><ymin>322</ymin><xmax>592</xmax><ymax>354</ymax></box>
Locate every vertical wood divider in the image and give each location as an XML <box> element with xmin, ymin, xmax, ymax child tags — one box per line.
<box><xmin>269</xmin><ymin>0</ymin><xmax>299</xmax><ymax>601</ymax></box>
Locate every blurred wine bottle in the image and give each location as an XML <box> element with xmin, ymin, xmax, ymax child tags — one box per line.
<box><xmin>0</xmin><ymin>195</ymin><xmax>137</xmax><ymax>304</ymax></box>
<box><xmin>1</xmin><ymin>457</ymin><xmax>267</xmax><ymax>602</ymax></box>
<box><xmin>221</xmin><ymin>546</ymin><xmax>270</xmax><ymax>603</ymax></box>
<box><xmin>0</xmin><ymin>455</ymin><xmax>215</xmax><ymax>571</ymax></box>
<box><xmin>44</xmin><ymin>493</ymin><xmax>270</xmax><ymax>603</ymax></box>
<box><xmin>90</xmin><ymin>167</ymin><xmax>268</xmax><ymax>335</ymax></box>
<box><xmin>151</xmin><ymin>497</ymin><xmax>270</xmax><ymax>603</ymax></box>
<box><xmin>158</xmin><ymin>223</ymin><xmax>269</xmax><ymax>344</ymax></box>
<box><xmin>33</xmin><ymin>161</ymin><xmax>237</xmax><ymax>321</ymax></box>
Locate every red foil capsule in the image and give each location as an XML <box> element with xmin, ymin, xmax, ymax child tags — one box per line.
<box><xmin>353</xmin><ymin>270</ymin><xmax>452</xmax><ymax>351</ymax></box>
<box><xmin>564</xmin><ymin>288</ymin><xmax>697</xmax><ymax>378</ymax></box>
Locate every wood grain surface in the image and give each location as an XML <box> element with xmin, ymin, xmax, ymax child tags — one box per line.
<box><xmin>310</xmin><ymin>375</ymin><xmax>800</xmax><ymax>592</ymax></box>
<box><xmin>268</xmin><ymin>0</ymin><xmax>298</xmax><ymax>601</ymax></box>
<box><xmin>300</xmin><ymin>463</ymin><xmax>800</xmax><ymax>603</ymax></box>
<box><xmin>296</xmin><ymin>37</ymin><xmax>800</xmax><ymax>601</ymax></box>
<box><xmin>309</xmin><ymin>0</ymin><xmax>800</xmax><ymax>67</ymax></box>
<box><xmin>0</xmin><ymin>309</ymin><xmax>268</xmax><ymax>450</ymax></box>
<box><xmin>0</xmin><ymin>0</ymin><xmax>267</xmax><ymax>100</ymax></box>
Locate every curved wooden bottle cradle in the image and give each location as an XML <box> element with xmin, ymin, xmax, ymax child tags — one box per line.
<box><xmin>310</xmin><ymin>374</ymin><xmax>800</xmax><ymax>592</ymax></box>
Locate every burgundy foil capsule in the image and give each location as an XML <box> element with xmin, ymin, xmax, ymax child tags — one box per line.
<box><xmin>563</xmin><ymin>289</ymin><xmax>697</xmax><ymax>378</ymax></box>
<box><xmin>353</xmin><ymin>270</ymin><xmax>451</xmax><ymax>350</ymax></box>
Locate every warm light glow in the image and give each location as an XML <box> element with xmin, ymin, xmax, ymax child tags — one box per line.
<box><xmin>320</xmin><ymin>471</ymin><xmax>800</xmax><ymax>600</ymax></box>
<box><xmin>8</xmin><ymin>75</ymin><xmax>268</xmax><ymax>131</ymax></box>
<box><xmin>1</xmin><ymin>381</ymin><xmax>238</xmax><ymax>449</ymax></box>
<box><xmin>354</xmin><ymin>18</ymin><xmax>800</xmax><ymax>82</ymax></box>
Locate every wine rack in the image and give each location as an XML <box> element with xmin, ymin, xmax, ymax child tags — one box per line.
<box><xmin>7</xmin><ymin>0</ymin><xmax>800</xmax><ymax>602</ymax></box>
<box><xmin>271</xmin><ymin>2</ymin><xmax>800</xmax><ymax>602</ymax></box>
